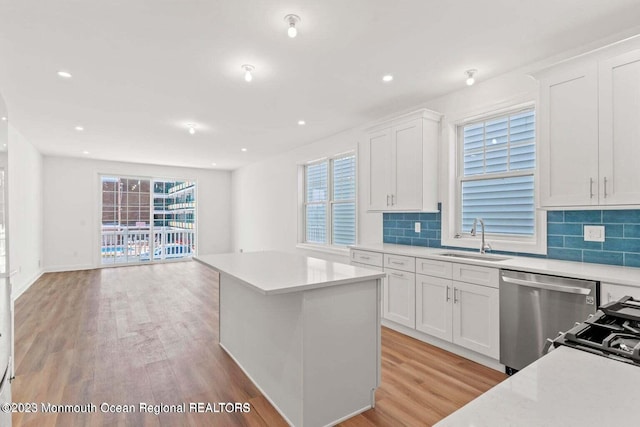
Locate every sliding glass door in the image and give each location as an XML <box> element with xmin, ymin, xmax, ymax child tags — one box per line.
<box><xmin>100</xmin><ymin>176</ymin><xmax>196</xmax><ymax>265</ymax></box>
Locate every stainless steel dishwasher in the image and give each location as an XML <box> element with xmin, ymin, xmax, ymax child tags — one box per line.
<box><xmin>499</xmin><ymin>270</ymin><xmax>598</xmax><ymax>373</ymax></box>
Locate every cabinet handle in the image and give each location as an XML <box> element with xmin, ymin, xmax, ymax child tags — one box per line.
<box><xmin>454</xmin><ymin>288</ymin><xmax>459</xmax><ymax>304</ymax></box>
<box><xmin>589</xmin><ymin>178</ymin><xmax>594</xmax><ymax>199</ymax></box>
<box><xmin>360</xmin><ymin>256</ymin><xmax>370</xmax><ymax>260</ymax></box>
<box><xmin>391</xmin><ymin>194</ymin><xmax>395</xmax><ymax>205</ymax></box>
<box><xmin>390</xmin><ymin>272</ymin><xmax>404</xmax><ymax>278</ymax></box>
<box><xmin>446</xmin><ymin>286</ymin><xmax>450</xmax><ymax>302</ymax></box>
<box><xmin>390</xmin><ymin>260</ymin><xmax>403</xmax><ymax>265</ymax></box>
<box><xmin>386</xmin><ymin>194</ymin><xmax>390</xmax><ymax>206</ymax></box>
<box><xmin>604</xmin><ymin>177</ymin><xmax>608</xmax><ymax>199</ymax></box>
<box><xmin>607</xmin><ymin>292</ymin><xmax>612</xmax><ymax>303</ymax></box>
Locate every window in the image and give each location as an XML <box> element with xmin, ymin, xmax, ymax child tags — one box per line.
<box><xmin>458</xmin><ymin>108</ymin><xmax>536</xmax><ymax>237</ymax></box>
<box><xmin>100</xmin><ymin>175</ymin><xmax>196</xmax><ymax>265</ymax></box>
<box><xmin>303</xmin><ymin>153</ymin><xmax>356</xmax><ymax>247</ymax></box>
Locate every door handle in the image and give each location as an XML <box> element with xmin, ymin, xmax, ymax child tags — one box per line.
<box><xmin>501</xmin><ymin>276</ymin><xmax>591</xmax><ymax>295</ymax></box>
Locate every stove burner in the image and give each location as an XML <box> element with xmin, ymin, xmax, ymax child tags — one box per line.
<box><xmin>551</xmin><ymin>296</ymin><xmax>640</xmax><ymax>366</ymax></box>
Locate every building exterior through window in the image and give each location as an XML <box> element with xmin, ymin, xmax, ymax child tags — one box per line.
<box><xmin>101</xmin><ymin>176</ymin><xmax>196</xmax><ymax>265</ymax></box>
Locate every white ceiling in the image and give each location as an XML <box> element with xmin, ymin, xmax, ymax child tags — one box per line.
<box><xmin>1</xmin><ymin>1</ymin><xmax>640</xmax><ymax>170</ymax></box>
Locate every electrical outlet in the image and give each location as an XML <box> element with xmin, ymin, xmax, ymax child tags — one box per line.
<box><xmin>584</xmin><ymin>225</ymin><xmax>605</xmax><ymax>242</ymax></box>
<box><xmin>414</xmin><ymin>222</ymin><xmax>421</xmax><ymax>233</ymax></box>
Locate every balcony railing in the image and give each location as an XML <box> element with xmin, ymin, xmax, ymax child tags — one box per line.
<box><xmin>101</xmin><ymin>227</ymin><xmax>195</xmax><ymax>264</ymax></box>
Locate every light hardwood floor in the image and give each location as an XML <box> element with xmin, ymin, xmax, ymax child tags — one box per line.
<box><xmin>12</xmin><ymin>261</ymin><xmax>506</xmax><ymax>426</ymax></box>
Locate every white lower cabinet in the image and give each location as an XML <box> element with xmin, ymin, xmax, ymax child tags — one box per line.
<box><xmin>601</xmin><ymin>282</ymin><xmax>640</xmax><ymax>304</ymax></box>
<box><xmin>416</xmin><ymin>273</ymin><xmax>500</xmax><ymax>359</ymax></box>
<box><xmin>350</xmin><ymin>249</ymin><xmax>500</xmax><ymax>360</ymax></box>
<box><xmin>451</xmin><ymin>281</ymin><xmax>499</xmax><ymax>359</ymax></box>
<box><xmin>415</xmin><ymin>274</ymin><xmax>452</xmax><ymax>341</ymax></box>
<box><xmin>384</xmin><ymin>268</ymin><xmax>416</xmax><ymax>328</ymax></box>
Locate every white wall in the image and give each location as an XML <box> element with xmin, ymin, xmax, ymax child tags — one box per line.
<box><xmin>8</xmin><ymin>125</ymin><xmax>44</xmax><ymax>299</ymax></box>
<box><xmin>231</xmin><ymin>128</ymin><xmax>382</xmax><ymax>262</ymax></box>
<box><xmin>230</xmin><ymin>70</ymin><xmax>537</xmax><ymax>260</ymax></box>
<box><xmin>43</xmin><ymin>156</ymin><xmax>232</xmax><ymax>271</ymax></box>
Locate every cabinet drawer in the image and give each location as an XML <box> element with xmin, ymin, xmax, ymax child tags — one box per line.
<box><xmin>416</xmin><ymin>258</ymin><xmax>453</xmax><ymax>279</ymax></box>
<box><xmin>351</xmin><ymin>250</ymin><xmax>383</xmax><ymax>267</ymax></box>
<box><xmin>384</xmin><ymin>253</ymin><xmax>415</xmax><ymax>272</ymax></box>
<box><xmin>452</xmin><ymin>263</ymin><xmax>498</xmax><ymax>288</ymax></box>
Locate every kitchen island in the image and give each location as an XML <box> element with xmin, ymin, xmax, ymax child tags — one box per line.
<box><xmin>195</xmin><ymin>251</ymin><xmax>386</xmax><ymax>427</ymax></box>
<box><xmin>434</xmin><ymin>345</ymin><xmax>640</xmax><ymax>426</ymax></box>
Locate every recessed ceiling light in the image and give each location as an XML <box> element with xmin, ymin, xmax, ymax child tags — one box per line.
<box><xmin>298</xmin><ymin>120</ymin><xmax>306</xmax><ymax>126</ymax></box>
<box><xmin>0</xmin><ymin>117</ymin><xmax>6</xmax><ymax>121</ymax></box>
<box><xmin>465</xmin><ymin>69</ymin><xmax>477</xmax><ymax>86</ymax></box>
<box><xmin>382</xmin><ymin>74</ymin><xmax>394</xmax><ymax>82</ymax></box>
<box><xmin>75</xmin><ymin>126</ymin><xmax>84</xmax><ymax>131</ymax></box>
<box><xmin>241</xmin><ymin>148</ymin><xmax>247</xmax><ymax>152</ymax></box>
<box><xmin>241</xmin><ymin>64</ymin><xmax>255</xmax><ymax>82</ymax></box>
<box><xmin>57</xmin><ymin>70</ymin><xmax>72</xmax><ymax>79</ymax></box>
<box><xmin>187</xmin><ymin>123</ymin><xmax>197</xmax><ymax>135</ymax></box>
<box><xmin>82</xmin><ymin>150</ymin><xmax>89</xmax><ymax>155</ymax></box>
<box><xmin>284</xmin><ymin>14</ymin><xmax>301</xmax><ymax>38</ymax></box>
<box><xmin>211</xmin><ymin>162</ymin><xmax>217</xmax><ymax>166</ymax></box>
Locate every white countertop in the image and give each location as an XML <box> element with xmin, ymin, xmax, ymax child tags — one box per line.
<box><xmin>195</xmin><ymin>251</ymin><xmax>386</xmax><ymax>295</ymax></box>
<box><xmin>435</xmin><ymin>346</ymin><xmax>640</xmax><ymax>427</ymax></box>
<box><xmin>351</xmin><ymin>243</ymin><xmax>640</xmax><ymax>287</ymax></box>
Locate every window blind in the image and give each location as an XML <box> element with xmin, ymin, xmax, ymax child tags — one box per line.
<box><xmin>460</xmin><ymin>109</ymin><xmax>535</xmax><ymax>236</ymax></box>
<box><xmin>304</xmin><ymin>154</ymin><xmax>356</xmax><ymax>247</ymax></box>
<box><xmin>332</xmin><ymin>155</ymin><xmax>356</xmax><ymax>245</ymax></box>
<box><xmin>305</xmin><ymin>162</ymin><xmax>327</xmax><ymax>244</ymax></box>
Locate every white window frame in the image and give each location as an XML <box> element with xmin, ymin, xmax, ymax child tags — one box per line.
<box><xmin>298</xmin><ymin>151</ymin><xmax>356</xmax><ymax>255</ymax></box>
<box><xmin>441</xmin><ymin>101</ymin><xmax>547</xmax><ymax>254</ymax></box>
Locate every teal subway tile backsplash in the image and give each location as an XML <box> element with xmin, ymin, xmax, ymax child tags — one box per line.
<box><xmin>382</xmin><ymin>208</ymin><xmax>640</xmax><ymax>268</ymax></box>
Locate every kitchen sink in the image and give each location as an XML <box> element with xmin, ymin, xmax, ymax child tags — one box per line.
<box><xmin>438</xmin><ymin>252</ymin><xmax>510</xmax><ymax>262</ymax></box>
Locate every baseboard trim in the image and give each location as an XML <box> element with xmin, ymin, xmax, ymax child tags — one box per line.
<box><xmin>44</xmin><ymin>264</ymin><xmax>95</xmax><ymax>273</ymax></box>
<box><xmin>12</xmin><ymin>269</ymin><xmax>44</xmax><ymax>301</ymax></box>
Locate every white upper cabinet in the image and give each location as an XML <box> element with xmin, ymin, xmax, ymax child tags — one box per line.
<box><xmin>539</xmin><ymin>46</ymin><xmax>640</xmax><ymax>208</ymax></box>
<box><xmin>539</xmin><ymin>62</ymin><xmax>599</xmax><ymax>207</ymax></box>
<box><xmin>362</xmin><ymin>109</ymin><xmax>441</xmax><ymax>212</ymax></box>
<box><xmin>598</xmin><ymin>49</ymin><xmax>640</xmax><ymax>205</ymax></box>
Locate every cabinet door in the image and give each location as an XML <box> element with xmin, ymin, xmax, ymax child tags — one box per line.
<box><xmin>599</xmin><ymin>50</ymin><xmax>640</xmax><ymax>205</ymax></box>
<box><xmin>452</xmin><ymin>281</ymin><xmax>499</xmax><ymax>359</ymax></box>
<box><xmin>601</xmin><ymin>283</ymin><xmax>640</xmax><ymax>304</ymax></box>
<box><xmin>539</xmin><ymin>63</ymin><xmax>599</xmax><ymax>207</ymax></box>
<box><xmin>383</xmin><ymin>268</ymin><xmax>416</xmax><ymax>328</ymax></box>
<box><xmin>366</xmin><ymin>129</ymin><xmax>392</xmax><ymax>211</ymax></box>
<box><xmin>415</xmin><ymin>274</ymin><xmax>452</xmax><ymax>341</ymax></box>
<box><xmin>391</xmin><ymin>119</ymin><xmax>423</xmax><ymax>211</ymax></box>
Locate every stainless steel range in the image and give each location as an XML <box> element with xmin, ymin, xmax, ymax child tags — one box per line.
<box><xmin>549</xmin><ymin>296</ymin><xmax>640</xmax><ymax>366</ymax></box>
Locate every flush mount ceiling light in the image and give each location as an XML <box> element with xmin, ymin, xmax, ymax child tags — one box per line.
<box><xmin>82</xmin><ymin>150</ymin><xmax>89</xmax><ymax>155</ymax></box>
<box><xmin>1</xmin><ymin>117</ymin><xmax>7</xmax><ymax>121</ymax></box>
<box><xmin>241</xmin><ymin>148</ymin><xmax>247</xmax><ymax>152</ymax></box>
<box><xmin>241</xmin><ymin>64</ymin><xmax>255</xmax><ymax>82</ymax></box>
<box><xmin>465</xmin><ymin>69</ymin><xmax>477</xmax><ymax>86</ymax></box>
<box><xmin>75</xmin><ymin>125</ymin><xmax>84</xmax><ymax>131</ymax></box>
<box><xmin>57</xmin><ymin>70</ymin><xmax>72</xmax><ymax>79</ymax></box>
<box><xmin>187</xmin><ymin>123</ymin><xmax>197</xmax><ymax>135</ymax></box>
<box><xmin>211</xmin><ymin>162</ymin><xmax>217</xmax><ymax>166</ymax></box>
<box><xmin>382</xmin><ymin>74</ymin><xmax>394</xmax><ymax>83</ymax></box>
<box><xmin>284</xmin><ymin>14</ymin><xmax>301</xmax><ymax>38</ymax></box>
<box><xmin>298</xmin><ymin>120</ymin><xmax>306</xmax><ymax>126</ymax></box>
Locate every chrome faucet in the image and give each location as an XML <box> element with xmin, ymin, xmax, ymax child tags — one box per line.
<box><xmin>470</xmin><ymin>218</ymin><xmax>491</xmax><ymax>254</ymax></box>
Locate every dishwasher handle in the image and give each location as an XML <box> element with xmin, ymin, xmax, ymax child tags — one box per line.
<box><xmin>501</xmin><ymin>275</ymin><xmax>591</xmax><ymax>295</ymax></box>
